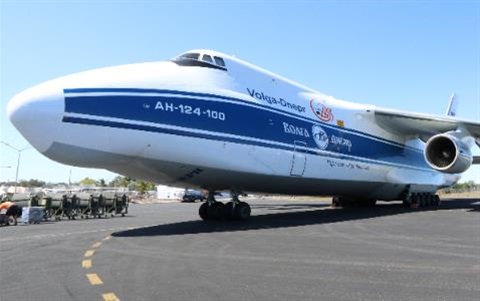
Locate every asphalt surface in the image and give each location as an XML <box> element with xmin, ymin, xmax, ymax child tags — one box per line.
<box><xmin>1</xmin><ymin>197</ymin><xmax>479</xmax><ymax>301</ymax></box>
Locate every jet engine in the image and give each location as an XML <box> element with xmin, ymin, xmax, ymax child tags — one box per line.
<box><xmin>424</xmin><ymin>133</ymin><xmax>472</xmax><ymax>173</ymax></box>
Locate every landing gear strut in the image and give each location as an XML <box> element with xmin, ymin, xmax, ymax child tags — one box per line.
<box><xmin>199</xmin><ymin>191</ymin><xmax>251</xmax><ymax>221</ymax></box>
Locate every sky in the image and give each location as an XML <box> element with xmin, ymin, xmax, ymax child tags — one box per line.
<box><xmin>0</xmin><ymin>0</ymin><xmax>479</xmax><ymax>184</ymax></box>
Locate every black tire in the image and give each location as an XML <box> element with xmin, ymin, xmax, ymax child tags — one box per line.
<box><xmin>199</xmin><ymin>202</ymin><xmax>209</xmax><ymax>220</ymax></box>
<box><xmin>421</xmin><ymin>195</ymin><xmax>428</xmax><ymax>207</ymax></box>
<box><xmin>207</xmin><ymin>202</ymin><xmax>225</xmax><ymax>220</ymax></box>
<box><xmin>8</xmin><ymin>216</ymin><xmax>17</xmax><ymax>226</ymax></box>
<box><xmin>331</xmin><ymin>197</ymin><xmax>341</xmax><ymax>207</ymax></box>
<box><xmin>434</xmin><ymin>195</ymin><xmax>441</xmax><ymax>206</ymax></box>
<box><xmin>224</xmin><ymin>202</ymin><xmax>235</xmax><ymax>220</ymax></box>
<box><xmin>233</xmin><ymin>202</ymin><xmax>251</xmax><ymax>221</ymax></box>
<box><xmin>427</xmin><ymin>195</ymin><xmax>434</xmax><ymax>207</ymax></box>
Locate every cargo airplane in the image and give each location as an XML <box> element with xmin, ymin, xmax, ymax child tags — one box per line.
<box><xmin>7</xmin><ymin>50</ymin><xmax>480</xmax><ymax>221</ymax></box>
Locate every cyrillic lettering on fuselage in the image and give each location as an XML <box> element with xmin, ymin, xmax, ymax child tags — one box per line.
<box><xmin>283</xmin><ymin>122</ymin><xmax>310</xmax><ymax>138</ymax></box>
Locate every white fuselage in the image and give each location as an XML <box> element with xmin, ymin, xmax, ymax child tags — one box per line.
<box><xmin>7</xmin><ymin>50</ymin><xmax>459</xmax><ymax>200</ymax></box>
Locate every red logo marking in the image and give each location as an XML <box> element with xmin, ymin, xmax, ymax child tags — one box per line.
<box><xmin>310</xmin><ymin>99</ymin><xmax>334</xmax><ymax>122</ymax></box>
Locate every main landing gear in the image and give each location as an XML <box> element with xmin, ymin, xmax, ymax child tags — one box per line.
<box><xmin>403</xmin><ymin>193</ymin><xmax>440</xmax><ymax>209</ymax></box>
<box><xmin>199</xmin><ymin>191</ymin><xmax>251</xmax><ymax>221</ymax></box>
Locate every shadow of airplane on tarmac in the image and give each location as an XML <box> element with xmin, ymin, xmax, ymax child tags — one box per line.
<box><xmin>112</xmin><ymin>198</ymin><xmax>479</xmax><ymax>238</ymax></box>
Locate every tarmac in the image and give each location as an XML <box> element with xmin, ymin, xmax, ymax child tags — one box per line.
<box><xmin>1</xmin><ymin>197</ymin><xmax>479</xmax><ymax>301</ymax></box>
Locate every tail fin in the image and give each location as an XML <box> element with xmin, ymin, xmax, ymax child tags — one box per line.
<box><xmin>445</xmin><ymin>93</ymin><xmax>458</xmax><ymax>117</ymax></box>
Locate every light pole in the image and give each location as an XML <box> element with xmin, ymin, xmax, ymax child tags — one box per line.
<box><xmin>1</xmin><ymin>141</ymin><xmax>31</xmax><ymax>193</ymax></box>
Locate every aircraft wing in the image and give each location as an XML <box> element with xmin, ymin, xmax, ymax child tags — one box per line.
<box><xmin>374</xmin><ymin>107</ymin><xmax>480</xmax><ymax>147</ymax></box>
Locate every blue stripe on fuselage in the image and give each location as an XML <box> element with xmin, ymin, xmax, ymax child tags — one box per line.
<box><xmin>62</xmin><ymin>116</ymin><xmax>426</xmax><ymax>171</ymax></box>
<box><xmin>64</xmin><ymin>87</ymin><xmax>414</xmax><ymax>150</ymax></box>
<box><xmin>63</xmin><ymin>89</ymin><xmax>429</xmax><ymax>169</ymax></box>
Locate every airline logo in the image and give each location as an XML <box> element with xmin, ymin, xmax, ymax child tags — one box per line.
<box><xmin>312</xmin><ymin>125</ymin><xmax>329</xmax><ymax>150</ymax></box>
<box><xmin>310</xmin><ymin>99</ymin><xmax>334</xmax><ymax>122</ymax></box>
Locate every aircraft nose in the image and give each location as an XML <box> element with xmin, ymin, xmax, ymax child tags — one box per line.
<box><xmin>7</xmin><ymin>82</ymin><xmax>63</xmax><ymax>153</ymax></box>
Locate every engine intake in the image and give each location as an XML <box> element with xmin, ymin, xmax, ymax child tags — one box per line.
<box><xmin>425</xmin><ymin>133</ymin><xmax>472</xmax><ymax>174</ymax></box>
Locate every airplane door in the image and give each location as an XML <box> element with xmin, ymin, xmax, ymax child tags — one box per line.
<box><xmin>290</xmin><ymin>141</ymin><xmax>307</xmax><ymax>177</ymax></box>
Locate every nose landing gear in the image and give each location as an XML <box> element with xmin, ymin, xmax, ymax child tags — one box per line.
<box><xmin>199</xmin><ymin>191</ymin><xmax>251</xmax><ymax>221</ymax></box>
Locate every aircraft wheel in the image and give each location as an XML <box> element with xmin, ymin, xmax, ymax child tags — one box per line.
<box><xmin>233</xmin><ymin>202</ymin><xmax>251</xmax><ymax>221</ymax></box>
<box><xmin>417</xmin><ymin>195</ymin><xmax>424</xmax><ymax>207</ymax></box>
<box><xmin>8</xmin><ymin>216</ymin><xmax>17</xmax><ymax>226</ymax></box>
<box><xmin>331</xmin><ymin>197</ymin><xmax>341</xmax><ymax>208</ymax></box>
<box><xmin>224</xmin><ymin>202</ymin><xmax>235</xmax><ymax>220</ymax></box>
<box><xmin>199</xmin><ymin>202</ymin><xmax>209</xmax><ymax>220</ymax></box>
<box><xmin>365</xmin><ymin>199</ymin><xmax>377</xmax><ymax>207</ymax></box>
<box><xmin>409</xmin><ymin>195</ymin><xmax>418</xmax><ymax>208</ymax></box>
<box><xmin>207</xmin><ymin>202</ymin><xmax>225</xmax><ymax>220</ymax></box>
<box><xmin>422</xmin><ymin>194</ymin><xmax>429</xmax><ymax>207</ymax></box>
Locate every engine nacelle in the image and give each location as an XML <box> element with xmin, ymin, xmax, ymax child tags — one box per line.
<box><xmin>424</xmin><ymin>133</ymin><xmax>472</xmax><ymax>174</ymax></box>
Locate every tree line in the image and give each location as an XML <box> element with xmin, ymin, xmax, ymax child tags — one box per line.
<box><xmin>0</xmin><ymin>176</ymin><xmax>157</xmax><ymax>195</ymax></box>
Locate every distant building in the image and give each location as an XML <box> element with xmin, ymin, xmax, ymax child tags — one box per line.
<box><xmin>156</xmin><ymin>185</ymin><xmax>184</xmax><ymax>200</ymax></box>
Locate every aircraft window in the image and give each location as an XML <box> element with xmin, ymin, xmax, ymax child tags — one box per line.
<box><xmin>214</xmin><ymin>56</ymin><xmax>225</xmax><ymax>67</ymax></box>
<box><xmin>179</xmin><ymin>53</ymin><xmax>200</xmax><ymax>60</ymax></box>
<box><xmin>173</xmin><ymin>52</ymin><xmax>227</xmax><ymax>71</ymax></box>
<box><xmin>202</xmin><ymin>55</ymin><xmax>214</xmax><ymax>63</ymax></box>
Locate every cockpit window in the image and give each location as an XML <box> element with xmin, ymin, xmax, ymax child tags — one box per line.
<box><xmin>214</xmin><ymin>56</ymin><xmax>225</xmax><ymax>67</ymax></box>
<box><xmin>173</xmin><ymin>52</ymin><xmax>227</xmax><ymax>71</ymax></box>
<box><xmin>202</xmin><ymin>55</ymin><xmax>213</xmax><ymax>63</ymax></box>
<box><xmin>178</xmin><ymin>53</ymin><xmax>200</xmax><ymax>60</ymax></box>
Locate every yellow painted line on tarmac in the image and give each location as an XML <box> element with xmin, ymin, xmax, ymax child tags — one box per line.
<box><xmin>102</xmin><ymin>236</ymin><xmax>112</xmax><ymax>241</ymax></box>
<box><xmin>86</xmin><ymin>273</ymin><xmax>104</xmax><ymax>285</ymax></box>
<box><xmin>84</xmin><ymin>250</ymin><xmax>95</xmax><ymax>258</ymax></box>
<box><xmin>82</xmin><ymin>259</ymin><xmax>92</xmax><ymax>269</ymax></box>
<box><xmin>92</xmin><ymin>241</ymin><xmax>102</xmax><ymax>248</ymax></box>
<box><xmin>102</xmin><ymin>292</ymin><xmax>121</xmax><ymax>301</ymax></box>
